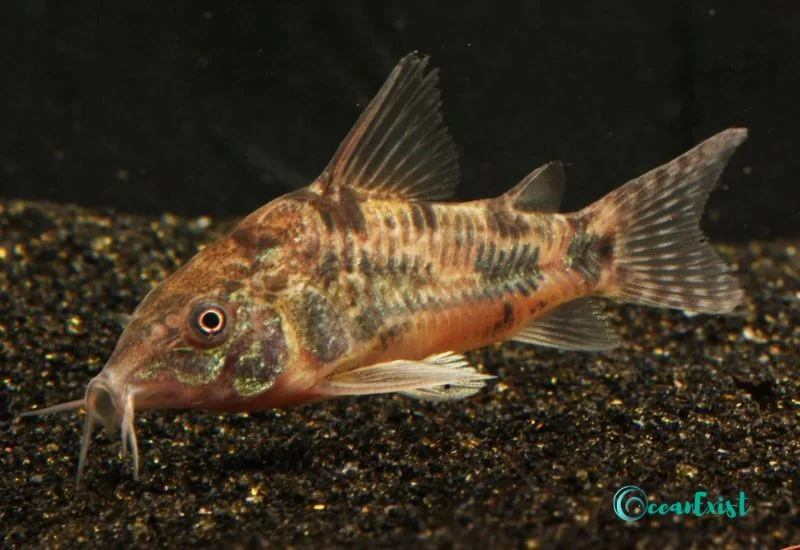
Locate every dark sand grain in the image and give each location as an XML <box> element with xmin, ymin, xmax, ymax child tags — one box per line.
<box><xmin>1</xmin><ymin>199</ymin><xmax>798</xmax><ymax>549</ymax></box>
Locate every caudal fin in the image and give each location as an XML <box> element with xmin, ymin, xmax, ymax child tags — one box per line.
<box><xmin>587</xmin><ymin>128</ymin><xmax>747</xmax><ymax>314</ymax></box>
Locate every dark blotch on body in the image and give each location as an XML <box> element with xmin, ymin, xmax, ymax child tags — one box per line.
<box><xmin>230</xmin><ymin>227</ymin><xmax>281</xmax><ymax>253</ymax></box>
<box><xmin>293</xmin><ymin>190</ymin><xmax>337</xmax><ymax>233</ymax></box>
<box><xmin>493</xmin><ymin>302</ymin><xmax>515</xmax><ymax>333</ymax></box>
<box><xmin>354</xmin><ymin>305</ymin><xmax>384</xmax><ymax>341</ymax></box>
<box><xmin>259</xmin><ymin>321</ymin><xmax>289</xmax><ymax>379</ymax></box>
<box><xmin>411</xmin><ymin>203</ymin><xmax>426</xmax><ymax>233</ymax></box>
<box><xmin>476</xmin><ymin>242</ymin><xmax>540</xmax><ymax>281</ymax></box>
<box><xmin>359</xmin><ymin>249</ymin><xmax>374</xmax><ymax>276</ymax></box>
<box><xmin>318</xmin><ymin>251</ymin><xmax>340</xmax><ymax>285</ymax></box>
<box><xmin>342</xmin><ymin>234</ymin><xmax>356</xmax><ymax>272</ymax></box>
<box><xmin>419</xmin><ymin>203</ymin><xmax>438</xmax><ymax>232</ymax></box>
<box><xmin>228</xmin><ymin>316</ymin><xmax>288</xmax><ymax>394</ymax></box>
<box><xmin>224</xmin><ymin>280</ymin><xmax>246</xmax><ymax>294</ymax></box>
<box><xmin>379</xmin><ymin>322</ymin><xmax>407</xmax><ymax>351</ymax></box>
<box><xmin>567</xmin><ymin>231</ymin><xmax>606</xmax><ymax>284</ymax></box>
<box><xmin>296</xmin><ymin>288</ymin><xmax>350</xmax><ymax>363</ymax></box>
<box><xmin>597</xmin><ymin>235</ymin><xmax>615</xmax><ymax>264</ymax></box>
<box><xmin>257</xmin><ymin>271</ymin><xmax>290</xmax><ymax>295</ymax></box>
<box><xmin>487</xmin><ymin>208</ymin><xmax>529</xmax><ymax>239</ymax></box>
<box><xmin>339</xmin><ymin>188</ymin><xmax>367</xmax><ymax>234</ymax></box>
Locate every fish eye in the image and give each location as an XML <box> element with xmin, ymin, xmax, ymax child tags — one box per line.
<box><xmin>198</xmin><ymin>308</ymin><xmax>224</xmax><ymax>334</ymax></box>
<box><xmin>188</xmin><ymin>302</ymin><xmax>231</xmax><ymax>345</ymax></box>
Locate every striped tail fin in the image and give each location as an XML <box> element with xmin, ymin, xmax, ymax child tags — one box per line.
<box><xmin>585</xmin><ymin>128</ymin><xmax>747</xmax><ymax>314</ymax></box>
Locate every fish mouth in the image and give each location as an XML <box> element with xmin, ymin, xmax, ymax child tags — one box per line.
<box><xmin>77</xmin><ymin>376</ymin><xmax>140</xmax><ymax>485</ymax></box>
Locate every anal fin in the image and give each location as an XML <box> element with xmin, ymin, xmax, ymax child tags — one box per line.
<box><xmin>510</xmin><ymin>298</ymin><xmax>620</xmax><ymax>351</ymax></box>
<box><xmin>320</xmin><ymin>352</ymin><xmax>494</xmax><ymax>400</ymax></box>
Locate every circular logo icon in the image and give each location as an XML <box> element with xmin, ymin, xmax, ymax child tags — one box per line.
<box><xmin>613</xmin><ymin>485</ymin><xmax>649</xmax><ymax>521</ymax></box>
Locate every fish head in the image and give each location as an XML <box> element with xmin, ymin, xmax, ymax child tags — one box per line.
<box><xmin>23</xmin><ymin>234</ymin><xmax>294</xmax><ymax>484</ymax></box>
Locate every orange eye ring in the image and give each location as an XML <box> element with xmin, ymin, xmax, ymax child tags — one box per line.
<box><xmin>188</xmin><ymin>302</ymin><xmax>231</xmax><ymax>345</ymax></box>
<box><xmin>197</xmin><ymin>307</ymin><xmax>225</xmax><ymax>335</ymax></box>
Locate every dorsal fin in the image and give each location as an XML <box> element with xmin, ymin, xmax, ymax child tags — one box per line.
<box><xmin>504</xmin><ymin>162</ymin><xmax>565</xmax><ymax>212</ymax></box>
<box><xmin>319</xmin><ymin>53</ymin><xmax>459</xmax><ymax>201</ymax></box>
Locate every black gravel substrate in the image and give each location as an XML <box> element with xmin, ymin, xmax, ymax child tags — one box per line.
<box><xmin>1</xmin><ymin>199</ymin><xmax>798</xmax><ymax>549</ymax></box>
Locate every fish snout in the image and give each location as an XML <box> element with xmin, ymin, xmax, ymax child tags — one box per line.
<box><xmin>85</xmin><ymin>378</ymin><xmax>121</xmax><ymax>434</ymax></box>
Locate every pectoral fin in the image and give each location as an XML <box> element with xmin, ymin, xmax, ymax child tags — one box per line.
<box><xmin>320</xmin><ymin>352</ymin><xmax>494</xmax><ymax>400</ymax></box>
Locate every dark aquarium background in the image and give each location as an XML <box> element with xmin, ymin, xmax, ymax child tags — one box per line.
<box><xmin>3</xmin><ymin>2</ymin><xmax>800</xmax><ymax>549</ymax></box>
<box><xmin>1</xmin><ymin>1</ymin><xmax>798</xmax><ymax>239</ymax></box>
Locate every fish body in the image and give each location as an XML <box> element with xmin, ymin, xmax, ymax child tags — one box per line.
<box><xmin>22</xmin><ymin>54</ymin><xmax>747</xmax><ymax>483</ymax></box>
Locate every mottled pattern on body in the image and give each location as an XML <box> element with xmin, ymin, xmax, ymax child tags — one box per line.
<box><xmin>21</xmin><ymin>53</ymin><xmax>746</xmax><ymax>484</ymax></box>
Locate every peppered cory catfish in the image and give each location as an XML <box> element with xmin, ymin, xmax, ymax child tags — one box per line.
<box><xmin>23</xmin><ymin>54</ymin><xmax>746</xmax><ymax>483</ymax></box>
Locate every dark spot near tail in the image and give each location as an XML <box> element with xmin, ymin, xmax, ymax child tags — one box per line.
<box><xmin>493</xmin><ymin>302</ymin><xmax>515</xmax><ymax>333</ymax></box>
<box><xmin>568</xmin><ymin>216</ymin><xmax>587</xmax><ymax>234</ymax></box>
<box><xmin>503</xmin><ymin>302</ymin><xmax>514</xmax><ymax>325</ymax></box>
<box><xmin>530</xmin><ymin>300</ymin><xmax>548</xmax><ymax>316</ymax></box>
<box><xmin>567</xmin><ymin>232</ymin><xmax>605</xmax><ymax>284</ymax></box>
<box><xmin>597</xmin><ymin>235</ymin><xmax>615</xmax><ymax>264</ymax></box>
<box><xmin>384</xmin><ymin>213</ymin><xmax>397</xmax><ymax>230</ymax></box>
